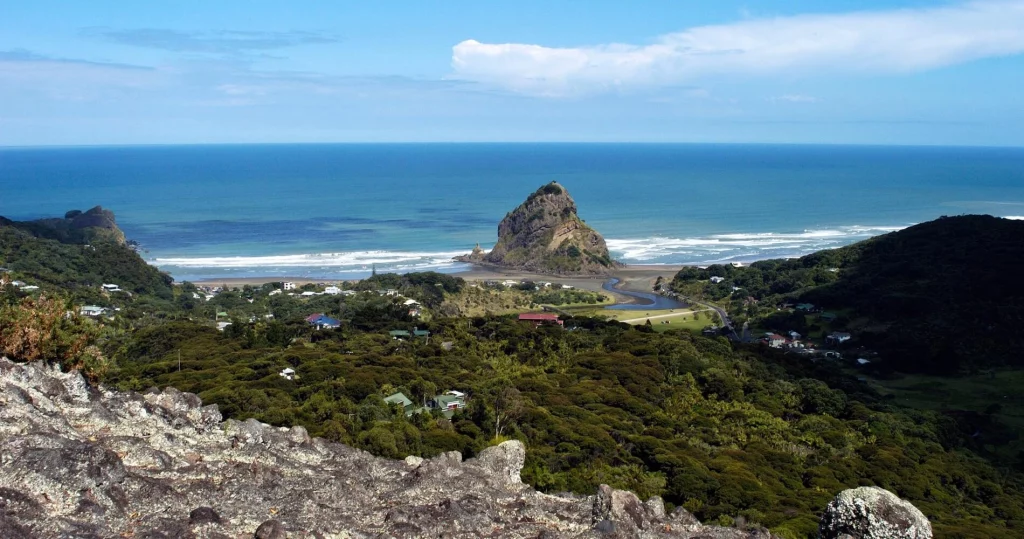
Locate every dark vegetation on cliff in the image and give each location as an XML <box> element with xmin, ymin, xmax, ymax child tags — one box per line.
<box><xmin>0</xmin><ymin>210</ymin><xmax>172</xmax><ymax>301</ymax></box>
<box><xmin>673</xmin><ymin>215</ymin><xmax>1024</xmax><ymax>375</ymax></box>
<box><xmin>464</xmin><ymin>182</ymin><xmax>617</xmax><ymax>275</ymax></box>
<box><xmin>2</xmin><ymin>212</ymin><xmax>1023</xmax><ymax>538</ymax></box>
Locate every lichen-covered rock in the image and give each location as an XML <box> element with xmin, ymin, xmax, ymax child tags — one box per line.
<box><xmin>0</xmin><ymin>358</ymin><xmax>782</xmax><ymax>538</ymax></box>
<box><xmin>461</xmin><ymin>182</ymin><xmax>618</xmax><ymax>275</ymax></box>
<box><xmin>820</xmin><ymin>487</ymin><xmax>932</xmax><ymax>539</ymax></box>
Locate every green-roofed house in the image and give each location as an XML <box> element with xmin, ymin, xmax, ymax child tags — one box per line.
<box><xmin>820</xmin><ymin>312</ymin><xmax>838</xmax><ymax>322</ymax></box>
<box><xmin>430</xmin><ymin>390</ymin><xmax>466</xmax><ymax>418</ymax></box>
<box><xmin>383</xmin><ymin>392</ymin><xmax>417</xmax><ymax>416</ymax></box>
<box><xmin>795</xmin><ymin>303</ymin><xmax>815</xmax><ymax>311</ymax></box>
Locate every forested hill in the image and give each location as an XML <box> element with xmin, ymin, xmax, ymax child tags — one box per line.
<box><xmin>0</xmin><ymin>211</ymin><xmax>172</xmax><ymax>300</ymax></box>
<box><xmin>673</xmin><ymin>215</ymin><xmax>1024</xmax><ymax>374</ymax></box>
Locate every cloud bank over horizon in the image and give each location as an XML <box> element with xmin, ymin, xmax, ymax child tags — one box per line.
<box><xmin>451</xmin><ymin>0</ymin><xmax>1024</xmax><ymax>96</ymax></box>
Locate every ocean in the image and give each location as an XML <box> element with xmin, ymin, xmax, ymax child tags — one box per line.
<box><xmin>1</xmin><ymin>143</ymin><xmax>1023</xmax><ymax>281</ymax></box>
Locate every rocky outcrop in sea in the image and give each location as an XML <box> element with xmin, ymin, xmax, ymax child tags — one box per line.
<box><xmin>0</xmin><ymin>358</ymin><xmax>931</xmax><ymax>538</ymax></box>
<box><xmin>459</xmin><ymin>182</ymin><xmax>617</xmax><ymax>276</ymax></box>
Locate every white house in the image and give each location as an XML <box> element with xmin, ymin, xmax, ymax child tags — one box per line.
<box><xmin>269</xmin><ymin>289</ymin><xmax>282</xmax><ymax>296</ymax></box>
<box><xmin>403</xmin><ymin>298</ymin><xmax>420</xmax><ymax>306</ymax></box>
<box><xmin>340</xmin><ymin>290</ymin><xmax>357</xmax><ymax>296</ymax></box>
<box><xmin>282</xmin><ymin>282</ymin><xmax>296</xmax><ymax>291</ymax></box>
<box><xmin>216</xmin><ymin>321</ymin><xmax>232</xmax><ymax>331</ymax></box>
<box><xmin>766</xmin><ymin>334</ymin><xmax>786</xmax><ymax>348</ymax></box>
<box><xmin>501</xmin><ymin>280</ymin><xmax>519</xmax><ymax>287</ymax></box>
<box><xmin>101</xmin><ymin>283</ymin><xmax>121</xmax><ymax>292</ymax></box>
<box><xmin>19</xmin><ymin>285</ymin><xmax>39</xmax><ymax>292</ymax></box>
<box><xmin>279</xmin><ymin>367</ymin><xmax>296</xmax><ymax>380</ymax></box>
<box><xmin>710</xmin><ymin>276</ymin><xmax>725</xmax><ymax>284</ymax></box>
<box><xmin>80</xmin><ymin>305</ymin><xmax>106</xmax><ymax>317</ymax></box>
<box><xmin>827</xmin><ymin>332</ymin><xmax>852</xmax><ymax>345</ymax></box>
<box><xmin>788</xmin><ymin>331</ymin><xmax>802</xmax><ymax>341</ymax></box>
<box><xmin>856</xmin><ymin>358</ymin><xmax>871</xmax><ymax>366</ymax></box>
<box><xmin>324</xmin><ymin>286</ymin><xmax>341</xmax><ymax>295</ymax></box>
<box><xmin>300</xmin><ymin>291</ymin><xmax>318</xmax><ymax>297</ymax></box>
<box><xmin>561</xmin><ymin>284</ymin><xmax>574</xmax><ymax>289</ymax></box>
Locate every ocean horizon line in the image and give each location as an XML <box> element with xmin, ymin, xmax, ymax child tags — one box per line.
<box><xmin>4</xmin><ymin>141</ymin><xmax>1024</xmax><ymax>151</ymax></box>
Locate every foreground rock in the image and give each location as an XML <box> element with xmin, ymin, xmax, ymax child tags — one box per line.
<box><xmin>459</xmin><ymin>182</ymin><xmax>618</xmax><ymax>275</ymax></box>
<box><xmin>0</xmin><ymin>358</ymin><xmax>777</xmax><ymax>538</ymax></box>
<box><xmin>820</xmin><ymin>487</ymin><xmax>932</xmax><ymax>539</ymax></box>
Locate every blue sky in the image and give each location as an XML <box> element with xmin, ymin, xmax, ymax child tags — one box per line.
<box><xmin>1</xmin><ymin>0</ymin><xmax>1023</xmax><ymax>146</ymax></box>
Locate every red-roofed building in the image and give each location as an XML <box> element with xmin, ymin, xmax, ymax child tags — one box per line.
<box><xmin>765</xmin><ymin>334</ymin><xmax>785</xmax><ymax>348</ymax></box>
<box><xmin>518</xmin><ymin>313</ymin><xmax>563</xmax><ymax>328</ymax></box>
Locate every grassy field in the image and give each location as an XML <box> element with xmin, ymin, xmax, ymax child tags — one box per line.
<box><xmin>865</xmin><ymin>369</ymin><xmax>1024</xmax><ymax>458</ymax></box>
<box><xmin>557</xmin><ymin>304</ymin><xmax>716</xmax><ymax>332</ymax></box>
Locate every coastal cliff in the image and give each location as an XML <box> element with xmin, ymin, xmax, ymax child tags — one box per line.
<box><xmin>0</xmin><ymin>206</ymin><xmax>126</xmax><ymax>245</ymax></box>
<box><xmin>0</xmin><ymin>358</ymin><xmax>931</xmax><ymax>538</ymax></box>
<box><xmin>460</xmin><ymin>182</ymin><xmax>617</xmax><ymax>275</ymax></box>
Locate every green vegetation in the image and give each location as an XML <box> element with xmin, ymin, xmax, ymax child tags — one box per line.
<box><xmin>4</xmin><ymin>213</ymin><xmax>1024</xmax><ymax>537</ymax></box>
<box><xmin>673</xmin><ymin>215</ymin><xmax>1024</xmax><ymax>375</ymax></box>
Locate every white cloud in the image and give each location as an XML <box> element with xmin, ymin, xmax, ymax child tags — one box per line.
<box><xmin>451</xmin><ymin>0</ymin><xmax>1024</xmax><ymax>96</ymax></box>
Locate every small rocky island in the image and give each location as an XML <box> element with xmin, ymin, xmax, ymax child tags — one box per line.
<box><xmin>457</xmin><ymin>182</ymin><xmax>619</xmax><ymax>276</ymax></box>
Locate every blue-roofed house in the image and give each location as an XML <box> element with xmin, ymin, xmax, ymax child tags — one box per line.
<box><xmin>306</xmin><ymin>313</ymin><xmax>341</xmax><ymax>330</ymax></box>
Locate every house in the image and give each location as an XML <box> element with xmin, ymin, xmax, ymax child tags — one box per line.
<box><xmin>101</xmin><ymin>283</ymin><xmax>122</xmax><ymax>292</ymax></box>
<box><xmin>283</xmin><ymin>282</ymin><xmax>296</xmax><ymax>291</ymax></box>
<box><xmin>306</xmin><ymin>313</ymin><xmax>341</xmax><ymax>330</ymax></box>
<box><xmin>279</xmin><ymin>367</ymin><xmax>296</xmax><ymax>380</ymax></box>
<box><xmin>795</xmin><ymin>303</ymin><xmax>815</xmax><ymax>311</ymax></box>
<box><xmin>710</xmin><ymin>276</ymin><xmax>725</xmax><ymax>284</ymax></box>
<box><xmin>702</xmin><ymin>326</ymin><xmax>720</xmax><ymax>336</ymax></box>
<box><xmin>408</xmin><ymin>307</ymin><xmax>422</xmax><ymax>318</ymax></box>
<box><xmin>216</xmin><ymin>322</ymin><xmax>232</xmax><ymax>331</ymax></box>
<box><xmin>10</xmin><ymin>280</ymin><xmax>25</xmax><ymax>287</ymax></box>
<box><xmin>788</xmin><ymin>331</ymin><xmax>802</xmax><ymax>341</ymax></box>
<box><xmin>432</xmin><ymin>392</ymin><xmax>466</xmax><ymax>412</ymax></box>
<box><xmin>501</xmin><ymin>280</ymin><xmax>520</xmax><ymax>287</ymax></box>
<box><xmin>403</xmin><ymin>299</ymin><xmax>420</xmax><ymax>307</ymax></box>
<box><xmin>856</xmin><ymin>358</ymin><xmax>871</xmax><ymax>366</ymax></box>
<box><xmin>79</xmin><ymin>305</ymin><xmax>106</xmax><ymax>317</ymax></box>
<box><xmin>269</xmin><ymin>289</ymin><xmax>282</xmax><ymax>296</ymax></box>
<box><xmin>324</xmin><ymin>286</ymin><xmax>341</xmax><ymax>295</ymax></box>
<box><xmin>518</xmin><ymin>313</ymin><xmax>563</xmax><ymax>328</ymax></box>
<box><xmin>826</xmin><ymin>332</ymin><xmax>852</xmax><ymax>345</ymax></box>
<box><xmin>383</xmin><ymin>392</ymin><xmax>419</xmax><ymax>416</ymax></box>
<box><xmin>389</xmin><ymin>328</ymin><xmax>430</xmax><ymax>340</ymax></box>
<box><xmin>765</xmin><ymin>334</ymin><xmax>786</xmax><ymax>348</ymax></box>
<box><xmin>20</xmin><ymin>285</ymin><xmax>39</xmax><ymax>292</ymax></box>
<box><xmin>300</xmin><ymin>291</ymin><xmax>318</xmax><ymax>297</ymax></box>
<box><xmin>340</xmin><ymin>290</ymin><xmax>357</xmax><ymax>297</ymax></box>
<box><xmin>820</xmin><ymin>312</ymin><xmax>838</xmax><ymax>322</ymax></box>
<box><xmin>561</xmin><ymin>284</ymin><xmax>574</xmax><ymax>289</ymax></box>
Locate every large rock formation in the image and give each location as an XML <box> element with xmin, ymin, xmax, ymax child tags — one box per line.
<box><xmin>462</xmin><ymin>182</ymin><xmax>617</xmax><ymax>275</ymax></box>
<box><xmin>819</xmin><ymin>487</ymin><xmax>932</xmax><ymax>539</ymax></box>
<box><xmin>0</xmin><ymin>358</ymin><xmax>778</xmax><ymax>538</ymax></box>
<box><xmin>0</xmin><ymin>206</ymin><xmax>126</xmax><ymax>245</ymax></box>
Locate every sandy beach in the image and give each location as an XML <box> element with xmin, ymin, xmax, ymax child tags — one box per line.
<box><xmin>191</xmin><ymin>264</ymin><xmax>685</xmax><ymax>296</ymax></box>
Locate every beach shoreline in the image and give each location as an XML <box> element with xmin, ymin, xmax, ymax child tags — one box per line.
<box><xmin>190</xmin><ymin>264</ymin><xmax>685</xmax><ymax>295</ymax></box>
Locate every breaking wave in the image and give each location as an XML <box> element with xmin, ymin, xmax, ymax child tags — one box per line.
<box><xmin>606</xmin><ymin>225</ymin><xmax>908</xmax><ymax>264</ymax></box>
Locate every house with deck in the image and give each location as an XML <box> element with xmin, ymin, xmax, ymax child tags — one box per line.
<box><xmin>518</xmin><ymin>313</ymin><xmax>563</xmax><ymax>328</ymax></box>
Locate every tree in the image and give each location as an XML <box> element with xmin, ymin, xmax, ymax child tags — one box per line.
<box><xmin>494</xmin><ymin>386</ymin><xmax>524</xmax><ymax>438</ymax></box>
<box><xmin>0</xmin><ymin>293</ymin><xmax>106</xmax><ymax>381</ymax></box>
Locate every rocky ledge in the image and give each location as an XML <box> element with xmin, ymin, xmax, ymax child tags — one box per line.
<box><xmin>0</xmin><ymin>358</ymin><xmax>930</xmax><ymax>538</ymax></box>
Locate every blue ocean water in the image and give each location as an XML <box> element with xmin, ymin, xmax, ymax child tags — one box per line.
<box><xmin>1</xmin><ymin>144</ymin><xmax>1023</xmax><ymax>281</ymax></box>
